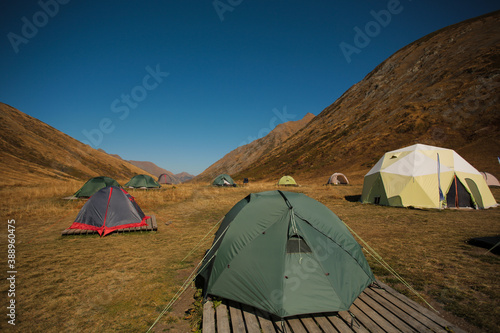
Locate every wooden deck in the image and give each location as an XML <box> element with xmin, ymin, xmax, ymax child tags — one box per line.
<box><xmin>61</xmin><ymin>215</ymin><xmax>157</xmax><ymax>236</ymax></box>
<box><xmin>202</xmin><ymin>281</ymin><xmax>466</xmax><ymax>333</ymax></box>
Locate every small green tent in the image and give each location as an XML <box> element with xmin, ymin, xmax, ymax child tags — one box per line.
<box><xmin>125</xmin><ymin>174</ymin><xmax>161</xmax><ymax>188</ymax></box>
<box><xmin>197</xmin><ymin>190</ymin><xmax>375</xmax><ymax>318</ymax></box>
<box><xmin>277</xmin><ymin>175</ymin><xmax>298</xmax><ymax>186</ymax></box>
<box><xmin>74</xmin><ymin>176</ymin><xmax>121</xmax><ymax>198</ymax></box>
<box><xmin>212</xmin><ymin>174</ymin><xmax>236</xmax><ymax>187</ymax></box>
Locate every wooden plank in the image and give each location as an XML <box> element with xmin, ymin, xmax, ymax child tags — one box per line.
<box><xmin>286</xmin><ymin>316</ymin><xmax>307</xmax><ymax>333</ymax></box>
<box><xmin>69</xmin><ymin>229</ymin><xmax>81</xmax><ymax>235</ymax></box>
<box><xmin>350</xmin><ymin>300</ymin><xmax>385</xmax><ymax>333</ymax></box>
<box><xmin>145</xmin><ymin>218</ymin><xmax>152</xmax><ymax>231</ymax></box>
<box><xmin>299</xmin><ymin>315</ymin><xmax>323</xmax><ymax>333</ymax></box>
<box><xmin>314</xmin><ymin>314</ymin><xmax>341</xmax><ymax>333</ymax></box>
<box><xmin>202</xmin><ymin>285</ymin><xmax>467</xmax><ymax>333</ymax></box>
<box><xmin>324</xmin><ymin>313</ymin><xmax>355</xmax><ymax>333</ymax></box>
<box><xmin>358</xmin><ymin>292</ymin><xmax>416</xmax><ymax>332</ymax></box>
<box><xmin>369</xmin><ymin>287</ymin><xmax>445</xmax><ymax>332</ymax></box>
<box><xmin>241</xmin><ymin>304</ymin><xmax>261</xmax><ymax>333</ymax></box>
<box><xmin>215</xmin><ymin>301</ymin><xmax>231</xmax><ymax>333</ymax></box>
<box><xmin>337</xmin><ymin>311</ymin><xmax>370</xmax><ymax>333</ymax></box>
<box><xmin>354</xmin><ymin>296</ymin><xmax>402</xmax><ymax>333</ymax></box>
<box><xmin>228</xmin><ymin>300</ymin><xmax>246</xmax><ymax>332</ymax></box>
<box><xmin>364</xmin><ymin>286</ymin><xmax>436</xmax><ymax>332</ymax></box>
<box><xmin>375</xmin><ymin>281</ymin><xmax>467</xmax><ymax>333</ymax></box>
<box><xmin>151</xmin><ymin>215</ymin><xmax>157</xmax><ymax>230</ymax></box>
<box><xmin>202</xmin><ymin>301</ymin><xmax>215</xmax><ymax>333</ymax></box>
<box><xmin>254</xmin><ymin>308</ymin><xmax>278</xmax><ymax>333</ymax></box>
<box><xmin>283</xmin><ymin>320</ymin><xmax>294</xmax><ymax>333</ymax></box>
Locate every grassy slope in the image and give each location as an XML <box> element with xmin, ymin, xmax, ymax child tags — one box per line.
<box><xmin>0</xmin><ymin>182</ymin><xmax>498</xmax><ymax>332</ymax></box>
<box><xmin>0</xmin><ymin>103</ymin><xmax>154</xmax><ymax>186</ymax></box>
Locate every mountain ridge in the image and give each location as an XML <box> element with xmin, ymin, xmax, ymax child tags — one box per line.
<box><xmin>233</xmin><ymin>10</ymin><xmax>500</xmax><ymax>183</ymax></box>
<box><xmin>0</xmin><ymin>102</ymin><xmax>154</xmax><ymax>186</ymax></box>
<box><xmin>97</xmin><ymin>150</ymin><xmax>195</xmax><ymax>184</ymax></box>
<box><xmin>193</xmin><ymin>112</ymin><xmax>315</xmax><ymax>182</ymax></box>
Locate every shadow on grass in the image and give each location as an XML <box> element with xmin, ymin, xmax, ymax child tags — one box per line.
<box><xmin>345</xmin><ymin>195</ymin><xmax>361</xmax><ymax>202</ymax></box>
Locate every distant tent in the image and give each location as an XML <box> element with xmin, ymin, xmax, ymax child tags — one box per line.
<box><xmin>212</xmin><ymin>174</ymin><xmax>236</xmax><ymax>187</ymax></box>
<box><xmin>73</xmin><ymin>176</ymin><xmax>120</xmax><ymax>198</ymax></box>
<box><xmin>125</xmin><ymin>174</ymin><xmax>161</xmax><ymax>188</ymax></box>
<box><xmin>68</xmin><ymin>186</ymin><xmax>149</xmax><ymax>236</ymax></box>
<box><xmin>361</xmin><ymin>144</ymin><xmax>497</xmax><ymax>209</ymax></box>
<box><xmin>481</xmin><ymin>172</ymin><xmax>500</xmax><ymax>187</ymax></box>
<box><xmin>277</xmin><ymin>175</ymin><xmax>298</xmax><ymax>186</ymax></box>
<box><xmin>326</xmin><ymin>173</ymin><xmax>349</xmax><ymax>185</ymax></box>
<box><xmin>158</xmin><ymin>173</ymin><xmax>176</xmax><ymax>185</ymax></box>
<box><xmin>196</xmin><ymin>190</ymin><xmax>375</xmax><ymax>318</ymax></box>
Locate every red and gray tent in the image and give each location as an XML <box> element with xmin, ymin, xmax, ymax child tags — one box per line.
<box><xmin>69</xmin><ymin>186</ymin><xmax>149</xmax><ymax>236</ymax></box>
<box><xmin>158</xmin><ymin>173</ymin><xmax>176</xmax><ymax>184</ymax></box>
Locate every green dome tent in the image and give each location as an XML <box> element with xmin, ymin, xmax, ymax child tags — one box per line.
<box><xmin>277</xmin><ymin>175</ymin><xmax>298</xmax><ymax>186</ymax></box>
<box><xmin>197</xmin><ymin>190</ymin><xmax>375</xmax><ymax>318</ymax></box>
<box><xmin>212</xmin><ymin>174</ymin><xmax>236</xmax><ymax>187</ymax></box>
<box><xmin>125</xmin><ymin>174</ymin><xmax>161</xmax><ymax>188</ymax></box>
<box><xmin>73</xmin><ymin>176</ymin><xmax>121</xmax><ymax>198</ymax></box>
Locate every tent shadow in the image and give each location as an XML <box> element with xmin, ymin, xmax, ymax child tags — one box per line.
<box><xmin>344</xmin><ymin>195</ymin><xmax>361</xmax><ymax>202</ymax></box>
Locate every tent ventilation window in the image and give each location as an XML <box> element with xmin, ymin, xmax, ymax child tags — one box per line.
<box><xmin>287</xmin><ymin>235</ymin><xmax>312</xmax><ymax>253</ymax></box>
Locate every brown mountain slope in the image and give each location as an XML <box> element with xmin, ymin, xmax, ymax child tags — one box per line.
<box><xmin>98</xmin><ymin>150</ymin><xmax>185</xmax><ymax>184</ymax></box>
<box><xmin>175</xmin><ymin>172</ymin><xmax>195</xmax><ymax>182</ymax></box>
<box><xmin>0</xmin><ymin>102</ymin><xmax>153</xmax><ymax>186</ymax></box>
<box><xmin>125</xmin><ymin>161</ymin><xmax>194</xmax><ymax>183</ymax></box>
<box><xmin>99</xmin><ymin>150</ymin><xmax>194</xmax><ymax>183</ymax></box>
<box><xmin>127</xmin><ymin>160</ymin><xmax>180</xmax><ymax>183</ymax></box>
<box><xmin>236</xmin><ymin>11</ymin><xmax>500</xmax><ymax>184</ymax></box>
<box><xmin>194</xmin><ymin>112</ymin><xmax>315</xmax><ymax>182</ymax></box>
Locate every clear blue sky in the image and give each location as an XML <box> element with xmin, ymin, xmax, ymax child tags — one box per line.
<box><xmin>1</xmin><ymin>1</ymin><xmax>498</xmax><ymax>175</ymax></box>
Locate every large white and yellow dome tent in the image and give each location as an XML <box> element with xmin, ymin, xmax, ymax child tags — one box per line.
<box><xmin>361</xmin><ymin>144</ymin><xmax>497</xmax><ymax>209</ymax></box>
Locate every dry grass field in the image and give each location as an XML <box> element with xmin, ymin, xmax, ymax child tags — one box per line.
<box><xmin>0</xmin><ymin>181</ymin><xmax>499</xmax><ymax>332</ymax></box>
